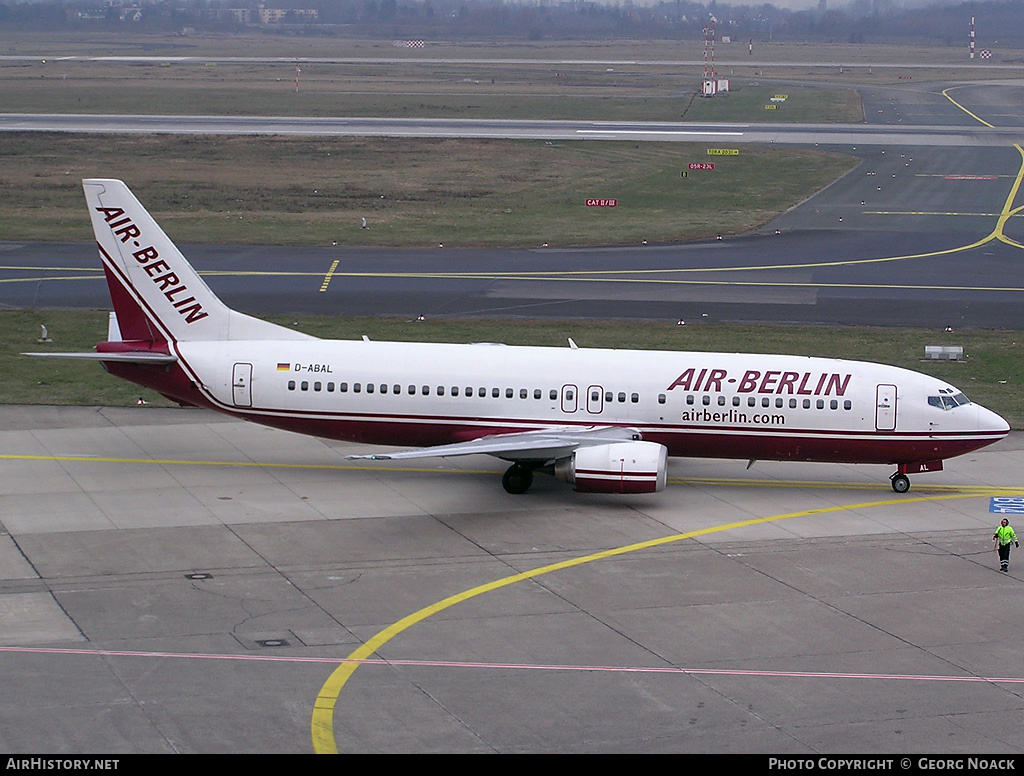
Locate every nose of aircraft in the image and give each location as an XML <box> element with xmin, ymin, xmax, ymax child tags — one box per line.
<box><xmin>977</xmin><ymin>403</ymin><xmax>1011</xmax><ymax>437</ymax></box>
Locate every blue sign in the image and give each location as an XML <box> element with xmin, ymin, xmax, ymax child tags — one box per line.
<box><xmin>990</xmin><ymin>497</ymin><xmax>1024</xmax><ymax>514</ymax></box>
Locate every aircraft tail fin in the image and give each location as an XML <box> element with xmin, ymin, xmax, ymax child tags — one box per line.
<box><xmin>83</xmin><ymin>179</ymin><xmax>311</xmax><ymax>344</ymax></box>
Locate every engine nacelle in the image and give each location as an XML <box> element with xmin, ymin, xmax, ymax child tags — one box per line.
<box><xmin>554</xmin><ymin>441</ymin><xmax>668</xmax><ymax>494</ymax></box>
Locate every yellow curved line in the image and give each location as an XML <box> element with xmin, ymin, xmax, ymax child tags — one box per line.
<box><xmin>328</xmin><ymin>236</ymin><xmax>989</xmax><ymax>278</ymax></box>
<box><xmin>941</xmin><ymin>86</ymin><xmax>996</xmax><ymax>129</ymax></box>
<box><xmin>309</xmin><ymin>490</ymin><xmax>999</xmax><ymax>753</ymax></box>
<box><xmin>993</xmin><ymin>145</ymin><xmax>1024</xmax><ymax>245</ymax></box>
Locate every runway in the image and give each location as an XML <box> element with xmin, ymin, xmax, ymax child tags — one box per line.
<box><xmin>3</xmin><ymin>77</ymin><xmax>1024</xmax><ymax>753</ymax></box>
<box><xmin>1</xmin><ymin>113</ymin><xmax>1021</xmax><ymax>147</ymax></box>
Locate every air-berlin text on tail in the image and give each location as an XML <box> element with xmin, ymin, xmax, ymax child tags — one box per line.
<box><xmin>95</xmin><ymin>206</ymin><xmax>208</xmax><ymax>324</ymax></box>
<box><xmin>667</xmin><ymin>367</ymin><xmax>852</xmax><ymax>396</ymax></box>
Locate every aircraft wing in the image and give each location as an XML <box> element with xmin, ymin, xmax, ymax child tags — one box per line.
<box><xmin>346</xmin><ymin>425</ymin><xmax>642</xmax><ymax>462</ymax></box>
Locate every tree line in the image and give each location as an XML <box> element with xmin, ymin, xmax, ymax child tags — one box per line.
<box><xmin>0</xmin><ymin>0</ymin><xmax>1020</xmax><ymax>47</ymax></box>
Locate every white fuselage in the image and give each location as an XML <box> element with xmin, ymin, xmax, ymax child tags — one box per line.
<box><xmin>168</xmin><ymin>338</ymin><xmax>1008</xmax><ymax>465</ymax></box>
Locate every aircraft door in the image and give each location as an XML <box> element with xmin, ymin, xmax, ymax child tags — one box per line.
<box><xmin>875</xmin><ymin>384</ymin><xmax>896</xmax><ymax>431</ymax></box>
<box><xmin>233</xmin><ymin>363</ymin><xmax>253</xmax><ymax>408</ymax></box>
<box><xmin>561</xmin><ymin>384</ymin><xmax>578</xmax><ymax>413</ymax></box>
<box><xmin>587</xmin><ymin>385</ymin><xmax>604</xmax><ymax>414</ymax></box>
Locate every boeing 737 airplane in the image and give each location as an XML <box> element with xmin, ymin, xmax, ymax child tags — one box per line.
<box><xmin>26</xmin><ymin>179</ymin><xmax>1011</xmax><ymax>495</ymax></box>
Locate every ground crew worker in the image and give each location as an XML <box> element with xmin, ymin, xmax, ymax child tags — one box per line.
<box><xmin>993</xmin><ymin>518</ymin><xmax>1019</xmax><ymax>572</ymax></box>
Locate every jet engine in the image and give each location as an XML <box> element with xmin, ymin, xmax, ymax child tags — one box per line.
<box><xmin>554</xmin><ymin>441</ymin><xmax>668</xmax><ymax>494</ymax></box>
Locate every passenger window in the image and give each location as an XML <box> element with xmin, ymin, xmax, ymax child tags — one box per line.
<box><xmin>618</xmin><ymin>392</ymin><xmax>626</xmax><ymax>403</ymax></box>
<box><xmin>353</xmin><ymin>383</ymin><xmax>361</xmax><ymax>393</ymax></box>
<box><xmin>718</xmin><ymin>395</ymin><xmax>726</xmax><ymax>406</ymax></box>
<box><xmin>658</xmin><ymin>394</ymin><xmax>666</xmax><ymax>405</ymax></box>
<box><xmin>408</xmin><ymin>385</ymin><xmax>416</xmax><ymax>395</ymax></box>
<box><xmin>314</xmin><ymin>381</ymin><xmax>322</xmax><ymax>392</ymax></box>
<box><xmin>748</xmin><ymin>397</ymin><xmax>756</xmax><ymax>407</ymax></box>
<box><xmin>421</xmin><ymin>385</ymin><xmax>429</xmax><ymax>395</ymax></box>
<box><xmin>301</xmin><ymin>381</ymin><xmax>309</xmax><ymax>391</ymax></box>
<box><xmin>479</xmin><ymin>388</ymin><xmax>487</xmax><ymax>398</ymax></box>
<box><xmin>605</xmin><ymin>391</ymin><xmax>613</xmax><ymax>402</ymax></box>
<box><xmin>802</xmin><ymin>399</ymin><xmax>810</xmax><ymax>409</ymax></box>
<box><xmin>493</xmin><ymin>388</ymin><xmax>500</xmax><ymax>398</ymax></box>
<box><xmin>366</xmin><ymin>383</ymin><xmax>374</xmax><ymax>394</ymax></box>
<box><xmin>762</xmin><ymin>398</ymin><xmax>770</xmax><ymax>408</ymax></box>
<box><xmin>327</xmin><ymin>382</ymin><xmax>334</xmax><ymax>392</ymax></box>
<box><xmin>506</xmin><ymin>388</ymin><xmax>514</xmax><ymax>398</ymax></box>
<box><xmin>534</xmin><ymin>389</ymin><xmax>542</xmax><ymax>399</ymax></box>
<box><xmin>733</xmin><ymin>396</ymin><xmax>740</xmax><ymax>406</ymax></box>
<box><xmin>549</xmin><ymin>390</ymin><xmax>558</xmax><ymax>400</ymax></box>
<box><xmin>686</xmin><ymin>395</ymin><xmax>694</xmax><ymax>405</ymax></box>
<box><xmin>775</xmin><ymin>398</ymin><xmax>783</xmax><ymax>408</ymax></box>
<box><xmin>702</xmin><ymin>395</ymin><xmax>711</xmax><ymax>406</ymax></box>
<box><xmin>830</xmin><ymin>399</ymin><xmax>838</xmax><ymax>410</ymax></box>
<box><xmin>631</xmin><ymin>393</ymin><xmax>639</xmax><ymax>403</ymax></box>
<box><xmin>379</xmin><ymin>384</ymin><xmax>387</xmax><ymax>394</ymax></box>
<box><xmin>437</xmin><ymin>386</ymin><xmax>445</xmax><ymax>396</ymax></box>
<box><xmin>451</xmin><ymin>387</ymin><xmax>459</xmax><ymax>397</ymax></box>
<box><xmin>789</xmin><ymin>398</ymin><xmax>796</xmax><ymax>408</ymax></box>
<box><xmin>844</xmin><ymin>400</ymin><xmax>852</xmax><ymax>410</ymax></box>
<box><xmin>288</xmin><ymin>380</ymin><xmax>295</xmax><ymax>391</ymax></box>
<box><xmin>816</xmin><ymin>399</ymin><xmax>824</xmax><ymax>409</ymax></box>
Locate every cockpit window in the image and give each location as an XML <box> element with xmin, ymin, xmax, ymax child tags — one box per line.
<box><xmin>928</xmin><ymin>391</ymin><xmax>971</xmax><ymax>410</ymax></box>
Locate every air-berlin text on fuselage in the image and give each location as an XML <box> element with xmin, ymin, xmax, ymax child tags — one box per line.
<box><xmin>95</xmin><ymin>206</ymin><xmax>208</xmax><ymax>324</ymax></box>
<box><xmin>666</xmin><ymin>367</ymin><xmax>852</xmax><ymax>396</ymax></box>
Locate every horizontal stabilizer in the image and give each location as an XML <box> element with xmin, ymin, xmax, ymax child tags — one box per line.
<box><xmin>23</xmin><ymin>351</ymin><xmax>178</xmax><ymax>364</ymax></box>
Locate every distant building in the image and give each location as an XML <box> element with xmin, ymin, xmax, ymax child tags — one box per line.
<box><xmin>257</xmin><ymin>8</ymin><xmax>319</xmax><ymax>24</ymax></box>
<box><xmin>213</xmin><ymin>8</ymin><xmax>251</xmax><ymax>24</ymax></box>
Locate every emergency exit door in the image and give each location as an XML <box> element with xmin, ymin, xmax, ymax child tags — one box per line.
<box><xmin>875</xmin><ymin>384</ymin><xmax>896</xmax><ymax>431</ymax></box>
<box><xmin>233</xmin><ymin>363</ymin><xmax>253</xmax><ymax>407</ymax></box>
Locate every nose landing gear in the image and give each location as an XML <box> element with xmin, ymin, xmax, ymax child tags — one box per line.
<box><xmin>890</xmin><ymin>473</ymin><xmax>911</xmax><ymax>493</ymax></box>
<box><xmin>890</xmin><ymin>460</ymin><xmax>943</xmax><ymax>493</ymax></box>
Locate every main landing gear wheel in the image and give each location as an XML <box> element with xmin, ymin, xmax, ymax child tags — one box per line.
<box><xmin>890</xmin><ymin>473</ymin><xmax>911</xmax><ymax>494</ymax></box>
<box><xmin>502</xmin><ymin>464</ymin><xmax>534</xmax><ymax>494</ymax></box>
